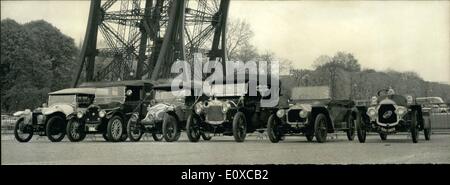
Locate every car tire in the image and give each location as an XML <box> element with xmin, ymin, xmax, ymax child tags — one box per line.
<box><xmin>66</xmin><ymin>119</ymin><xmax>86</xmax><ymax>142</ymax></box>
<box><xmin>314</xmin><ymin>113</ymin><xmax>328</xmax><ymax>143</ymax></box>
<box><xmin>127</xmin><ymin>115</ymin><xmax>143</xmax><ymax>142</ymax></box>
<box><xmin>102</xmin><ymin>133</ymin><xmax>110</xmax><ymax>141</ymax></box>
<box><xmin>163</xmin><ymin>113</ymin><xmax>181</xmax><ymax>142</ymax></box>
<box><xmin>14</xmin><ymin>119</ymin><xmax>33</xmax><ymax>142</ymax></box>
<box><xmin>346</xmin><ymin>114</ymin><xmax>355</xmax><ymax>141</ymax></box>
<box><xmin>186</xmin><ymin>115</ymin><xmax>201</xmax><ymax>142</ymax></box>
<box><xmin>106</xmin><ymin>116</ymin><xmax>124</xmax><ymax>142</ymax></box>
<box><xmin>410</xmin><ymin>110</ymin><xmax>419</xmax><ymax>143</ymax></box>
<box><xmin>201</xmin><ymin>132</ymin><xmax>212</xmax><ymax>141</ymax></box>
<box><xmin>267</xmin><ymin>114</ymin><xmax>282</xmax><ymax>143</ymax></box>
<box><xmin>46</xmin><ymin>116</ymin><xmax>66</xmax><ymax>142</ymax></box>
<box><xmin>305</xmin><ymin>133</ymin><xmax>314</xmax><ymax>142</ymax></box>
<box><xmin>232</xmin><ymin>112</ymin><xmax>247</xmax><ymax>142</ymax></box>
<box><xmin>379</xmin><ymin>133</ymin><xmax>387</xmax><ymax>140</ymax></box>
<box><xmin>152</xmin><ymin>133</ymin><xmax>163</xmax><ymax>141</ymax></box>
<box><xmin>424</xmin><ymin>128</ymin><xmax>431</xmax><ymax>141</ymax></box>
<box><xmin>355</xmin><ymin>112</ymin><xmax>366</xmax><ymax>143</ymax></box>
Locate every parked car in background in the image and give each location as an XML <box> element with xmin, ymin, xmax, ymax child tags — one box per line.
<box><xmin>66</xmin><ymin>80</ymin><xmax>154</xmax><ymax>142</ymax></box>
<box><xmin>416</xmin><ymin>97</ymin><xmax>448</xmax><ymax>113</ymax></box>
<box><xmin>357</xmin><ymin>88</ymin><xmax>430</xmax><ymax>143</ymax></box>
<box><xmin>126</xmin><ymin>83</ymin><xmax>206</xmax><ymax>142</ymax></box>
<box><xmin>266</xmin><ymin>86</ymin><xmax>360</xmax><ymax>143</ymax></box>
<box><xmin>13</xmin><ymin>88</ymin><xmax>96</xmax><ymax>142</ymax></box>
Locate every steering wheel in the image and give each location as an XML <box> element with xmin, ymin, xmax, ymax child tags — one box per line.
<box><xmin>377</xmin><ymin>89</ymin><xmax>389</xmax><ymax>96</ymax></box>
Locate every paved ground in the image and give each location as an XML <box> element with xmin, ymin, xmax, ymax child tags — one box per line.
<box><xmin>1</xmin><ymin>133</ymin><xmax>449</xmax><ymax>165</ymax></box>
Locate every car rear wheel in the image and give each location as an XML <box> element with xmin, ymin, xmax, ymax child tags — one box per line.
<box><xmin>232</xmin><ymin>112</ymin><xmax>247</xmax><ymax>142</ymax></box>
<box><xmin>346</xmin><ymin>114</ymin><xmax>355</xmax><ymax>141</ymax></box>
<box><xmin>355</xmin><ymin>112</ymin><xmax>366</xmax><ymax>143</ymax></box>
<box><xmin>66</xmin><ymin>119</ymin><xmax>86</xmax><ymax>142</ymax></box>
<box><xmin>127</xmin><ymin>115</ymin><xmax>143</xmax><ymax>142</ymax></box>
<box><xmin>410</xmin><ymin>110</ymin><xmax>419</xmax><ymax>143</ymax></box>
<box><xmin>163</xmin><ymin>113</ymin><xmax>181</xmax><ymax>142</ymax></box>
<box><xmin>14</xmin><ymin>119</ymin><xmax>33</xmax><ymax>142</ymax></box>
<box><xmin>186</xmin><ymin>115</ymin><xmax>201</xmax><ymax>142</ymax></box>
<box><xmin>314</xmin><ymin>113</ymin><xmax>328</xmax><ymax>143</ymax></box>
<box><xmin>46</xmin><ymin>116</ymin><xmax>66</xmax><ymax>142</ymax></box>
<box><xmin>106</xmin><ymin>116</ymin><xmax>124</xmax><ymax>142</ymax></box>
<box><xmin>267</xmin><ymin>114</ymin><xmax>282</xmax><ymax>143</ymax></box>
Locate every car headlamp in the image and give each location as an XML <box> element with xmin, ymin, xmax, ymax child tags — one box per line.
<box><xmin>276</xmin><ymin>109</ymin><xmax>285</xmax><ymax>118</ymax></box>
<box><xmin>99</xmin><ymin>110</ymin><xmax>106</xmax><ymax>118</ymax></box>
<box><xmin>195</xmin><ymin>102</ymin><xmax>203</xmax><ymax>115</ymax></box>
<box><xmin>406</xmin><ymin>96</ymin><xmax>413</xmax><ymax>105</ymax></box>
<box><xmin>299</xmin><ymin>110</ymin><xmax>308</xmax><ymax>118</ymax></box>
<box><xmin>395</xmin><ymin>106</ymin><xmax>407</xmax><ymax>116</ymax></box>
<box><xmin>222</xmin><ymin>102</ymin><xmax>231</xmax><ymax>113</ymax></box>
<box><xmin>371</xmin><ymin>96</ymin><xmax>378</xmax><ymax>105</ymax></box>
<box><xmin>367</xmin><ymin>107</ymin><xmax>377</xmax><ymax>117</ymax></box>
<box><xmin>77</xmin><ymin>111</ymin><xmax>84</xmax><ymax>119</ymax></box>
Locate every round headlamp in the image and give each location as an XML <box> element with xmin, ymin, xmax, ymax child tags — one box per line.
<box><xmin>367</xmin><ymin>108</ymin><xmax>377</xmax><ymax>117</ymax></box>
<box><xmin>395</xmin><ymin>106</ymin><xmax>407</xmax><ymax>116</ymax></box>
<box><xmin>76</xmin><ymin>111</ymin><xmax>84</xmax><ymax>119</ymax></box>
<box><xmin>299</xmin><ymin>110</ymin><xmax>308</xmax><ymax>118</ymax></box>
<box><xmin>222</xmin><ymin>102</ymin><xmax>231</xmax><ymax>113</ymax></box>
<box><xmin>99</xmin><ymin>110</ymin><xmax>106</xmax><ymax>118</ymax></box>
<box><xmin>276</xmin><ymin>109</ymin><xmax>285</xmax><ymax>118</ymax></box>
<box><xmin>195</xmin><ymin>103</ymin><xmax>203</xmax><ymax>115</ymax></box>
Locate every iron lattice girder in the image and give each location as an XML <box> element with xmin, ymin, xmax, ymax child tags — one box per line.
<box><xmin>74</xmin><ymin>0</ymin><xmax>229</xmax><ymax>86</ymax></box>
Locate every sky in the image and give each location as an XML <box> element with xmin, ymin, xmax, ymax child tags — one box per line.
<box><xmin>1</xmin><ymin>0</ymin><xmax>449</xmax><ymax>84</ymax></box>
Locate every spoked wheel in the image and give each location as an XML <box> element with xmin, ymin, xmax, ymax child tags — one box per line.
<box><xmin>66</xmin><ymin>119</ymin><xmax>86</xmax><ymax>142</ymax></box>
<box><xmin>346</xmin><ymin>114</ymin><xmax>356</xmax><ymax>141</ymax></box>
<box><xmin>355</xmin><ymin>112</ymin><xmax>366</xmax><ymax>143</ymax></box>
<box><xmin>127</xmin><ymin>115</ymin><xmax>143</xmax><ymax>142</ymax></box>
<box><xmin>46</xmin><ymin>116</ymin><xmax>66</xmax><ymax>142</ymax></box>
<box><xmin>201</xmin><ymin>132</ymin><xmax>212</xmax><ymax>141</ymax></box>
<box><xmin>232</xmin><ymin>112</ymin><xmax>247</xmax><ymax>142</ymax></box>
<box><xmin>379</xmin><ymin>133</ymin><xmax>387</xmax><ymax>140</ymax></box>
<box><xmin>163</xmin><ymin>113</ymin><xmax>181</xmax><ymax>142</ymax></box>
<box><xmin>14</xmin><ymin>119</ymin><xmax>33</xmax><ymax>142</ymax></box>
<box><xmin>186</xmin><ymin>114</ymin><xmax>201</xmax><ymax>142</ymax></box>
<box><xmin>106</xmin><ymin>116</ymin><xmax>124</xmax><ymax>142</ymax></box>
<box><xmin>314</xmin><ymin>113</ymin><xmax>328</xmax><ymax>143</ymax></box>
<box><xmin>410</xmin><ymin>110</ymin><xmax>419</xmax><ymax>143</ymax></box>
<box><xmin>267</xmin><ymin>114</ymin><xmax>283</xmax><ymax>143</ymax></box>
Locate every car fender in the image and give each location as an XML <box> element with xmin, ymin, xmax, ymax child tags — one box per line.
<box><xmin>310</xmin><ymin>106</ymin><xmax>334</xmax><ymax>132</ymax></box>
<box><xmin>42</xmin><ymin>104</ymin><xmax>74</xmax><ymax>117</ymax></box>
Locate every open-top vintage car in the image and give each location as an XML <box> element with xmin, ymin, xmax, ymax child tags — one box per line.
<box><xmin>186</xmin><ymin>77</ymin><xmax>278</xmax><ymax>142</ymax></box>
<box><xmin>266</xmin><ymin>86</ymin><xmax>360</xmax><ymax>143</ymax></box>
<box><xmin>126</xmin><ymin>83</ymin><xmax>207</xmax><ymax>142</ymax></box>
<box><xmin>66</xmin><ymin>80</ymin><xmax>154</xmax><ymax>142</ymax></box>
<box><xmin>13</xmin><ymin>88</ymin><xmax>96</xmax><ymax>142</ymax></box>
<box><xmin>356</xmin><ymin>88</ymin><xmax>430</xmax><ymax>143</ymax></box>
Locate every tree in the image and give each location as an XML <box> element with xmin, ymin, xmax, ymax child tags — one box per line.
<box><xmin>226</xmin><ymin>19</ymin><xmax>254</xmax><ymax>61</ymax></box>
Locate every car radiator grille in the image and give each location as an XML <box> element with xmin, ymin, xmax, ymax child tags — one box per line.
<box><xmin>378</xmin><ymin>104</ymin><xmax>397</xmax><ymax>123</ymax></box>
<box><xmin>287</xmin><ymin>109</ymin><xmax>306</xmax><ymax>122</ymax></box>
<box><xmin>86</xmin><ymin>107</ymin><xmax>100</xmax><ymax>122</ymax></box>
<box><xmin>206</xmin><ymin>106</ymin><xmax>224</xmax><ymax>122</ymax></box>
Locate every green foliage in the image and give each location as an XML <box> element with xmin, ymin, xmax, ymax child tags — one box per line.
<box><xmin>1</xmin><ymin>19</ymin><xmax>78</xmax><ymax>112</ymax></box>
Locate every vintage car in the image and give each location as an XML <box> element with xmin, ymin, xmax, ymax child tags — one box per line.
<box><xmin>416</xmin><ymin>97</ymin><xmax>448</xmax><ymax>113</ymax></box>
<box><xmin>185</xmin><ymin>77</ymin><xmax>278</xmax><ymax>142</ymax></box>
<box><xmin>126</xmin><ymin>83</ymin><xmax>210</xmax><ymax>142</ymax></box>
<box><xmin>356</xmin><ymin>88</ymin><xmax>430</xmax><ymax>143</ymax></box>
<box><xmin>13</xmin><ymin>88</ymin><xmax>96</xmax><ymax>142</ymax></box>
<box><xmin>266</xmin><ymin>86</ymin><xmax>360</xmax><ymax>143</ymax></box>
<box><xmin>66</xmin><ymin>80</ymin><xmax>154</xmax><ymax>142</ymax></box>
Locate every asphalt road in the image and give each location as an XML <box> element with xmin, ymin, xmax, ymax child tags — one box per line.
<box><xmin>1</xmin><ymin>133</ymin><xmax>449</xmax><ymax>165</ymax></box>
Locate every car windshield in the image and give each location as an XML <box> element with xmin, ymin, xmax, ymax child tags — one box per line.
<box><xmin>154</xmin><ymin>90</ymin><xmax>188</xmax><ymax>102</ymax></box>
<box><xmin>208</xmin><ymin>83</ymin><xmax>247</xmax><ymax>97</ymax></box>
<box><xmin>48</xmin><ymin>95</ymin><xmax>76</xmax><ymax>106</ymax></box>
<box><xmin>93</xmin><ymin>86</ymin><xmax>126</xmax><ymax>104</ymax></box>
<box><xmin>291</xmin><ymin>86</ymin><xmax>330</xmax><ymax>100</ymax></box>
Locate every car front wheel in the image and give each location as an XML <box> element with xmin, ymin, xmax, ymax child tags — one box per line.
<box><xmin>267</xmin><ymin>114</ymin><xmax>282</xmax><ymax>143</ymax></box>
<box><xmin>346</xmin><ymin>114</ymin><xmax>355</xmax><ymax>141</ymax></box>
<box><xmin>314</xmin><ymin>113</ymin><xmax>328</xmax><ymax>143</ymax></box>
<box><xmin>163</xmin><ymin>113</ymin><xmax>181</xmax><ymax>142</ymax></box>
<box><xmin>14</xmin><ymin>119</ymin><xmax>33</xmax><ymax>142</ymax></box>
<box><xmin>106</xmin><ymin>116</ymin><xmax>124</xmax><ymax>142</ymax></box>
<box><xmin>66</xmin><ymin>119</ymin><xmax>86</xmax><ymax>142</ymax></box>
<box><xmin>127</xmin><ymin>115</ymin><xmax>143</xmax><ymax>142</ymax></box>
<box><xmin>410</xmin><ymin>110</ymin><xmax>419</xmax><ymax>143</ymax></box>
<box><xmin>201</xmin><ymin>132</ymin><xmax>212</xmax><ymax>141</ymax></box>
<box><xmin>355</xmin><ymin>112</ymin><xmax>366</xmax><ymax>143</ymax></box>
<box><xmin>379</xmin><ymin>133</ymin><xmax>387</xmax><ymax>140</ymax></box>
<box><xmin>186</xmin><ymin>115</ymin><xmax>201</xmax><ymax>142</ymax></box>
<box><xmin>46</xmin><ymin>116</ymin><xmax>66</xmax><ymax>142</ymax></box>
<box><xmin>232</xmin><ymin>112</ymin><xmax>247</xmax><ymax>142</ymax></box>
